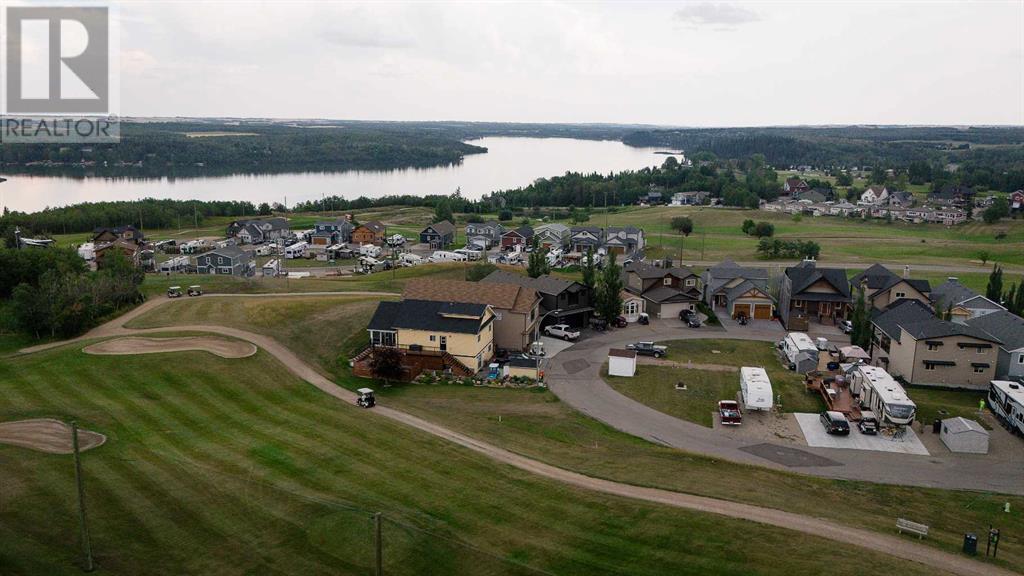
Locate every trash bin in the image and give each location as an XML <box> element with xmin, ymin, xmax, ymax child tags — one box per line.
<box><xmin>963</xmin><ymin>533</ymin><xmax>978</xmax><ymax>556</ymax></box>
<box><xmin>933</xmin><ymin>419</ymin><xmax>942</xmax><ymax>434</ymax></box>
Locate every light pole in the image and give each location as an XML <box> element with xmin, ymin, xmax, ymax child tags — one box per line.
<box><xmin>532</xmin><ymin>308</ymin><xmax>563</xmax><ymax>382</ymax></box>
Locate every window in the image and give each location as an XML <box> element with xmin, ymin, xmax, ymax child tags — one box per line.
<box><xmin>625</xmin><ymin>300</ymin><xmax>639</xmax><ymax>316</ymax></box>
<box><xmin>429</xmin><ymin>335</ymin><xmax>436</xmax><ymax>342</ymax></box>
<box><xmin>663</xmin><ymin>277</ymin><xmax>672</xmax><ymax>286</ymax></box>
<box><xmin>977</xmin><ymin>347</ymin><xmax>985</xmax><ymax>354</ymax></box>
<box><xmin>1018</xmin><ymin>354</ymin><xmax>1024</xmax><ymax>365</ymax></box>
<box><xmin>925</xmin><ymin>364</ymin><xmax>935</xmax><ymax>371</ymax></box>
<box><xmin>927</xmin><ymin>343</ymin><xmax>939</xmax><ymax>351</ymax></box>
<box><xmin>974</xmin><ymin>366</ymin><xmax>986</xmax><ymax>374</ymax></box>
<box><xmin>685</xmin><ymin>279</ymin><xmax>695</xmax><ymax>287</ymax></box>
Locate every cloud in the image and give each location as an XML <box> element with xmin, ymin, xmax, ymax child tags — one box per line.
<box><xmin>674</xmin><ymin>2</ymin><xmax>761</xmax><ymax>29</ymax></box>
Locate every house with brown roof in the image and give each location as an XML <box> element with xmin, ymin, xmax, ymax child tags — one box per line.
<box><xmin>403</xmin><ymin>278</ymin><xmax>541</xmax><ymax>351</ymax></box>
<box><xmin>783</xmin><ymin>177</ymin><xmax>810</xmax><ymax>195</ymax></box>
<box><xmin>352</xmin><ymin>221</ymin><xmax>386</xmax><ymax>245</ymax></box>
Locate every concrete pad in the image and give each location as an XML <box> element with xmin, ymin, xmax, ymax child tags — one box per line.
<box><xmin>794</xmin><ymin>413</ymin><xmax>929</xmax><ymax>455</ymax></box>
<box><xmin>538</xmin><ymin>336</ymin><xmax>575</xmax><ymax>358</ymax></box>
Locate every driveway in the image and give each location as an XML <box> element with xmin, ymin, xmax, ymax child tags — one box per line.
<box><xmin>544</xmin><ymin>319</ymin><xmax>1024</xmax><ymax>495</ymax></box>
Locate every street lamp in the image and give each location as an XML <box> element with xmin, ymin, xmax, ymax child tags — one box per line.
<box><xmin>532</xmin><ymin>308</ymin><xmax>563</xmax><ymax>382</ymax></box>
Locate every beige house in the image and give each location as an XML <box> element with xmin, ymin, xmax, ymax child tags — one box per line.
<box><xmin>871</xmin><ymin>299</ymin><xmax>1001</xmax><ymax>390</ymax></box>
<box><xmin>367</xmin><ymin>299</ymin><xmax>496</xmax><ymax>373</ymax></box>
<box><xmin>850</xmin><ymin>264</ymin><xmax>931</xmax><ymax>310</ymax></box>
<box><xmin>403</xmin><ymin>279</ymin><xmax>540</xmax><ymax>352</ymax></box>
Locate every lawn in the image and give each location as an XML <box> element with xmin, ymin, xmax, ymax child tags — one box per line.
<box><xmin>0</xmin><ymin>344</ymin><xmax>957</xmax><ymax>576</ymax></box>
<box><xmin>908</xmin><ymin>386</ymin><xmax>991</xmax><ymax>429</ymax></box>
<box><xmin>605</xmin><ymin>339</ymin><xmax>822</xmax><ymax>427</ymax></box>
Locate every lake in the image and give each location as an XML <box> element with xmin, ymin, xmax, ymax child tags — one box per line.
<box><xmin>0</xmin><ymin>137</ymin><xmax>679</xmax><ymax>213</ymax></box>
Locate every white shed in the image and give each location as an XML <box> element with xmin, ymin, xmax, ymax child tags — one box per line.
<box><xmin>608</xmin><ymin>348</ymin><xmax>637</xmax><ymax>378</ymax></box>
<box><xmin>940</xmin><ymin>417</ymin><xmax>989</xmax><ymax>454</ymax></box>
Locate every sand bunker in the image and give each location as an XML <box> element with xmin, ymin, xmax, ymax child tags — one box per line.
<box><xmin>0</xmin><ymin>418</ymin><xmax>106</xmax><ymax>454</ymax></box>
<box><xmin>83</xmin><ymin>336</ymin><xmax>257</xmax><ymax>359</ymax></box>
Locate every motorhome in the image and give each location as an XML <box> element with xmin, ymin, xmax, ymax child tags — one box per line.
<box><xmin>780</xmin><ymin>332</ymin><xmax>819</xmax><ymax>372</ymax></box>
<box><xmin>453</xmin><ymin>248</ymin><xmax>482</xmax><ymax>261</ymax></box>
<box><xmin>284</xmin><ymin>241</ymin><xmax>308</xmax><ymax>259</ymax></box>
<box><xmin>849</xmin><ymin>365</ymin><xmax>916</xmax><ymax>426</ymax></box>
<box><xmin>159</xmin><ymin>256</ymin><xmax>191</xmax><ymax>273</ymax></box>
<box><xmin>360</xmin><ymin>244</ymin><xmax>382</xmax><ymax>258</ymax></box>
<box><xmin>988</xmin><ymin>380</ymin><xmax>1024</xmax><ymax>436</ymax></box>
<box><xmin>740</xmin><ymin>367</ymin><xmax>774</xmax><ymax>411</ymax></box>
<box><xmin>428</xmin><ymin>250</ymin><xmax>467</xmax><ymax>263</ymax></box>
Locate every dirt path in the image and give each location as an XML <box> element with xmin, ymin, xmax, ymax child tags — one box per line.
<box><xmin>83</xmin><ymin>336</ymin><xmax>257</xmax><ymax>359</ymax></box>
<box><xmin>0</xmin><ymin>418</ymin><xmax>106</xmax><ymax>454</ymax></box>
<box><xmin>637</xmin><ymin>357</ymin><xmax>738</xmax><ymax>372</ymax></box>
<box><xmin>13</xmin><ymin>295</ymin><xmax>1017</xmax><ymax>576</ymax></box>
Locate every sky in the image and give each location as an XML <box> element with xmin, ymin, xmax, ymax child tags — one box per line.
<box><xmin>45</xmin><ymin>1</ymin><xmax>1024</xmax><ymax>125</ymax></box>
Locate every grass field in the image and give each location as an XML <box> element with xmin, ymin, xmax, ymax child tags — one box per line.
<box><xmin>908</xmin><ymin>386</ymin><xmax>991</xmax><ymax>430</ymax></box>
<box><xmin>0</xmin><ymin>343</ymin><xmax>965</xmax><ymax>576</ymax></box>
<box><xmin>605</xmin><ymin>340</ymin><xmax>822</xmax><ymax>427</ymax></box>
<box><xmin>123</xmin><ymin>296</ymin><xmax>1023</xmax><ymax>569</ymax></box>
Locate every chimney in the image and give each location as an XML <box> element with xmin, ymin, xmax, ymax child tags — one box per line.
<box><xmin>903</xmin><ymin>265</ymin><xmax>910</xmax><ymax>279</ymax></box>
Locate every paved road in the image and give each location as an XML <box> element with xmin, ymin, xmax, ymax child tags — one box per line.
<box><xmin>545</xmin><ymin>320</ymin><xmax>1024</xmax><ymax>495</ymax></box>
<box><xmin>14</xmin><ymin>295</ymin><xmax>1018</xmax><ymax>576</ymax></box>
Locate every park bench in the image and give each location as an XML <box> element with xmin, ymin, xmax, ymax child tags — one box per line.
<box><xmin>896</xmin><ymin>518</ymin><xmax>929</xmax><ymax>539</ymax></box>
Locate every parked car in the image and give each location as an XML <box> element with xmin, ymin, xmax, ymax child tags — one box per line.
<box><xmin>858</xmin><ymin>411</ymin><xmax>879</xmax><ymax>435</ymax></box>
<box><xmin>838</xmin><ymin>319</ymin><xmax>854</xmax><ymax>334</ymax></box>
<box><xmin>187</xmin><ymin>285</ymin><xmax>203</xmax><ymax>297</ymax></box>
<box><xmin>820</xmin><ymin>411</ymin><xmax>850</xmax><ymax>435</ymax></box>
<box><xmin>815</xmin><ymin>337</ymin><xmax>829</xmax><ymax>351</ymax></box>
<box><xmin>626</xmin><ymin>341</ymin><xmax>667</xmax><ymax>358</ymax></box>
<box><xmin>167</xmin><ymin>286</ymin><xmax>182</xmax><ymax>298</ymax></box>
<box><xmin>543</xmin><ymin>324</ymin><xmax>580</xmax><ymax>341</ymax></box>
<box><xmin>590</xmin><ymin>317</ymin><xmax>608</xmax><ymax>332</ymax></box>
<box><xmin>718</xmin><ymin>400</ymin><xmax>743</xmax><ymax>425</ymax></box>
<box><xmin>612</xmin><ymin>316</ymin><xmax>628</xmax><ymax>328</ymax></box>
<box><xmin>678</xmin><ymin>309</ymin><xmax>694</xmax><ymax>321</ymax></box>
<box><xmin>686</xmin><ymin>316</ymin><xmax>701</xmax><ymax>328</ymax></box>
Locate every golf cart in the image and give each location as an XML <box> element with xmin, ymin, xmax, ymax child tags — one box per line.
<box><xmin>356</xmin><ymin>388</ymin><xmax>376</xmax><ymax>408</ymax></box>
<box><xmin>167</xmin><ymin>286</ymin><xmax>183</xmax><ymax>298</ymax></box>
<box><xmin>589</xmin><ymin>317</ymin><xmax>608</xmax><ymax>332</ymax></box>
<box><xmin>187</xmin><ymin>285</ymin><xmax>203</xmax><ymax>297</ymax></box>
<box><xmin>637</xmin><ymin>313</ymin><xmax>650</xmax><ymax>325</ymax></box>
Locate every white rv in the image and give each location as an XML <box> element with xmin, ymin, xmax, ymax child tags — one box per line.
<box><xmin>255</xmin><ymin>244</ymin><xmax>275</xmax><ymax>257</ymax></box>
<box><xmin>453</xmin><ymin>248</ymin><xmax>482</xmax><ymax>261</ymax></box>
<box><xmin>740</xmin><ymin>367</ymin><xmax>774</xmax><ymax>411</ymax></box>
<box><xmin>158</xmin><ymin>256</ymin><xmax>191</xmax><ymax>273</ymax></box>
<box><xmin>849</xmin><ymin>365</ymin><xmax>916</xmax><ymax>426</ymax></box>
<box><xmin>285</xmin><ymin>241</ymin><xmax>308</xmax><ymax>259</ymax></box>
<box><xmin>359</xmin><ymin>244</ymin><xmax>382</xmax><ymax>258</ymax></box>
<box><xmin>77</xmin><ymin>242</ymin><xmax>95</xmax><ymax>261</ymax></box>
<box><xmin>781</xmin><ymin>332</ymin><xmax>819</xmax><ymax>372</ymax></box>
<box><xmin>179</xmin><ymin>240</ymin><xmax>208</xmax><ymax>255</ymax></box>
<box><xmin>988</xmin><ymin>380</ymin><xmax>1024</xmax><ymax>436</ymax></box>
<box><xmin>429</xmin><ymin>250</ymin><xmax>467</xmax><ymax>263</ymax></box>
<box><xmin>399</xmin><ymin>253</ymin><xmax>424</xmax><ymax>266</ymax></box>
<box><xmin>262</xmin><ymin>259</ymin><xmax>281</xmax><ymax>277</ymax></box>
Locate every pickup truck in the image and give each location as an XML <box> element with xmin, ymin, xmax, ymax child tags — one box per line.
<box><xmin>626</xmin><ymin>341</ymin><xmax>667</xmax><ymax>358</ymax></box>
<box><xmin>718</xmin><ymin>400</ymin><xmax>742</xmax><ymax>425</ymax></box>
<box><xmin>543</xmin><ymin>324</ymin><xmax>580</xmax><ymax>341</ymax></box>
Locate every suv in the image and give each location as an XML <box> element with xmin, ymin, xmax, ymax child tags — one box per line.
<box><xmin>820</xmin><ymin>411</ymin><xmax>851</xmax><ymax>435</ymax></box>
<box><xmin>627</xmin><ymin>341</ymin><xmax>667</xmax><ymax>358</ymax></box>
<box><xmin>678</xmin><ymin>309</ymin><xmax>694</xmax><ymax>321</ymax></box>
<box><xmin>544</xmin><ymin>324</ymin><xmax>580</xmax><ymax>341</ymax></box>
<box><xmin>858</xmin><ymin>411</ymin><xmax>879</xmax><ymax>435</ymax></box>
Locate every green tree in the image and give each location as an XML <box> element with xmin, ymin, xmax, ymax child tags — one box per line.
<box><xmin>753</xmin><ymin>221</ymin><xmax>775</xmax><ymax>238</ymax></box>
<box><xmin>741</xmin><ymin>219</ymin><xmax>755</xmax><ymax>235</ymax></box>
<box><xmin>670</xmin><ymin>216</ymin><xmax>694</xmax><ymax>261</ymax></box>
<box><xmin>465</xmin><ymin>262</ymin><xmax>497</xmax><ymax>282</ymax></box>
<box><xmin>835</xmin><ymin>171</ymin><xmax>853</xmax><ymax>186</ymax></box>
<box><xmin>983</xmin><ymin>197</ymin><xmax>1010</xmax><ymax>224</ymax></box>
<box><xmin>527</xmin><ymin>239</ymin><xmax>550</xmax><ymax>279</ymax></box>
<box><xmin>986</xmin><ymin>264</ymin><xmax>1004</xmax><ymax>302</ymax></box>
<box><xmin>434</xmin><ymin>198</ymin><xmax>454</xmax><ymax>223</ymax></box>
<box><xmin>570</xmin><ymin>208</ymin><xmax>590</xmax><ymax>224</ymax></box>
<box><xmin>849</xmin><ymin>286</ymin><xmax>870</xmax><ymax>349</ymax></box>
<box><xmin>581</xmin><ymin>247</ymin><xmax>597</xmax><ymax>292</ymax></box>
<box><xmin>498</xmin><ymin>209</ymin><xmax>513</xmax><ymax>221</ymax></box>
<box><xmin>1004</xmin><ymin>283</ymin><xmax>1018</xmax><ymax>315</ymax></box>
<box><xmin>257</xmin><ymin>202</ymin><xmax>272</xmax><ymax>216</ymax></box>
<box><xmin>369</xmin><ymin>346</ymin><xmax>404</xmax><ymax>385</ymax></box>
<box><xmin>595</xmin><ymin>251</ymin><xmax>623</xmax><ymax>323</ymax></box>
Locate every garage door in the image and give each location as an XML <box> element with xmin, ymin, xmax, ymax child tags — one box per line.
<box><xmin>732</xmin><ymin>304</ymin><xmax>752</xmax><ymax>319</ymax></box>
<box><xmin>754</xmin><ymin>304</ymin><xmax>773</xmax><ymax>319</ymax></box>
<box><xmin>659</xmin><ymin>303</ymin><xmax>689</xmax><ymax>320</ymax></box>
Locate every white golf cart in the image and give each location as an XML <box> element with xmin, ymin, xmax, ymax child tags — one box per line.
<box><xmin>356</xmin><ymin>388</ymin><xmax>376</xmax><ymax>408</ymax></box>
<box><xmin>167</xmin><ymin>286</ymin><xmax>183</xmax><ymax>298</ymax></box>
<box><xmin>187</xmin><ymin>285</ymin><xmax>203</xmax><ymax>297</ymax></box>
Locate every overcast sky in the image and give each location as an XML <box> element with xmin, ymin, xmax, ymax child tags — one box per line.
<box><xmin>112</xmin><ymin>1</ymin><xmax>1023</xmax><ymax>125</ymax></box>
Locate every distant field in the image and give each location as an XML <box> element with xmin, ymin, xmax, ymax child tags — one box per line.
<box><xmin>183</xmin><ymin>131</ymin><xmax>259</xmax><ymax>138</ymax></box>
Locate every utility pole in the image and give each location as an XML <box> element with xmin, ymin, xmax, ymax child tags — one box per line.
<box><xmin>193</xmin><ymin>202</ymin><xmax>198</xmax><ymax>229</ymax></box>
<box><xmin>374</xmin><ymin>512</ymin><xmax>383</xmax><ymax>576</ymax></box>
<box><xmin>71</xmin><ymin>422</ymin><xmax>94</xmax><ymax>572</ymax></box>
<box><xmin>701</xmin><ymin>232</ymin><xmax>706</xmax><ymax>260</ymax></box>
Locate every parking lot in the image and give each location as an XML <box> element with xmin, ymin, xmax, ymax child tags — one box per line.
<box><xmin>794</xmin><ymin>413</ymin><xmax>929</xmax><ymax>455</ymax></box>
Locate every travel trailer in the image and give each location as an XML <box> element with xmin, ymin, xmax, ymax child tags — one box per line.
<box><xmin>849</xmin><ymin>365</ymin><xmax>917</xmax><ymax>426</ymax></box>
<box><xmin>453</xmin><ymin>248</ymin><xmax>482</xmax><ymax>261</ymax></box>
<box><xmin>360</xmin><ymin>244</ymin><xmax>382</xmax><ymax>258</ymax></box>
<box><xmin>988</xmin><ymin>380</ymin><xmax>1024</xmax><ymax>436</ymax></box>
<box><xmin>399</xmin><ymin>253</ymin><xmax>424</xmax><ymax>266</ymax></box>
<box><xmin>285</xmin><ymin>241</ymin><xmax>308</xmax><ymax>259</ymax></box>
<box><xmin>158</xmin><ymin>256</ymin><xmax>190</xmax><ymax>273</ymax></box>
<box><xmin>780</xmin><ymin>332</ymin><xmax>819</xmax><ymax>372</ymax></box>
<box><xmin>740</xmin><ymin>367</ymin><xmax>774</xmax><ymax>411</ymax></box>
<box><xmin>428</xmin><ymin>250</ymin><xmax>468</xmax><ymax>263</ymax></box>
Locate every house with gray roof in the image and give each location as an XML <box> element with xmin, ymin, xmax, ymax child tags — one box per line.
<box><xmin>702</xmin><ymin>259</ymin><xmax>774</xmax><ymax>320</ymax></box>
<box><xmin>534</xmin><ymin>223</ymin><xmax>571</xmax><ymax>249</ymax></box>
<box><xmin>465</xmin><ymin>221</ymin><xmax>504</xmax><ymax>249</ymax></box>
<box><xmin>228</xmin><ymin>217</ymin><xmax>289</xmax><ymax>244</ymax></box>
<box><xmin>420</xmin><ymin>220</ymin><xmax>456</xmax><ymax>249</ymax></box>
<box><xmin>569</xmin><ymin>226</ymin><xmax>604</xmax><ymax>253</ymax></box>
<box><xmin>965</xmin><ymin>310</ymin><xmax>1024</xmax><ymax>380</ymax></box>
<box><xmin>929</xmin><ymin>277</ymin><xmax>1004</xmax><ymax>322</ymax></box>
<box><xmin>604</xmin><ymin>226</ymin><xmax>645</xmax><ymax>256</ymax></box>
<box><xmin>850</xmin><ymin>264</ymin><xmax>931</xmax><ymax>310</ymax></box>
<box><xmin>482</xmin><ymin>269</ymin><xmax>592</xmax><ymax>328</ymax></box>
<box><xmin>196</xmin><ymin>246</ymin><xmax>255</xmax><ymax>276</ymax></box>
<box><xmin>311</xmin><ymin>218</ymin><xmax>354</xmax><ymax>246</ymax></box>
<box><xmin>778</xmin><ymin>260</ymin><xmax>851</xmax><ymax>330</ymax></box>
<box><xmin>622</xmin><ymin>261</ymin><xmax>703</xmax><ymax>320</ymax></box>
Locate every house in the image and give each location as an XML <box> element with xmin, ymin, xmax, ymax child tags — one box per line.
<box><xmin>352</xmin><ymin>221</ymin><xmax>387</xmax><ymax>245</ymax></box>
<box><xmin>783</xmin><ymin>177</ymin><xmax>810</xmax><ymax>195</ymax></box>
<box><xmin>482</xmin><ymin>270</ymin><xmax>592</xmax><ymax>328</ymax></box>
<box><xmin>92</xmin><ymin>225</ymin><xmax>145</xmax><ymax>246</ymax></box>
<box><xmin>849</xmin><ymin>264</ymin><xmax>931</xmax><ymax>310</ymax></box>
<box><xmin>607</xmin><ymin>349</ymin><xmax>637</xmax><ymax>377</ymax></box>
<box><xmin>641</xmin><ymin>191</ymin><xmax>664</xmax><ymax>205</ymax></box>
<box><xmin>828</xmin><ymin>201</ymin><xmax>860</xmax><ymax>217</ymax></box>
<box><xmin>964</xmin><ymin>310</ymin><xmax>1024</xmax><ymax>380</ymax></box>
<box><xmin>465</xmin><ymin>221</ymin><xmax>504</xmax><ymax>249</ymax></box>
<box><xmin>620</xmin><ymin>290</ymin><xmax>647</xmax><ymax>323</ymax></box>
<box><xmin>534</xmin><ymin>223</ymin><xmax>570</xmax><ymax>249</ymax></box>
<box><xmin>1011</xmin><ymin>190</ymin><xmax>1024</xmax><ymax>212</ymax></box>
<box><xmin>622</xmin><ymin>261</ymin><xmax>702</xmax><ymax>319</ymax></box>
<box><xmin>702</xmin><ymin>260</ymin><xmax>774</xmax><ymax>320</ymax></box>
<box><xmin>311</xmin><ymin>218</ymin><xmax>354</xmax><ymax>246</ymax></box>
<box><xmin>420</xmin><ymin>220</ymin><xmax>456</xmax><ymax>249</ymax></box>
<box><xmin>604</xmin><ymin>226</ymin><xmax>645</xmax><ymax>256</ymax></box>
<box><xmin>928</xmin><ymin>184</ymin><xmax>976</xmax><ymax>207</ymax></box>
<box><xmin>859</xmin><ymin>185</ymin><xmax>889</xmax><ymax>205</ymax></box>
<box><xmin>196</xmin><ymin>246</ymin><xmax>255</xmax><ymax>276</ymax></box>
<box><xmin>403</xmin><ymin>278</ymin><xmax>541</xmax><ymax>352</ymax></box>
<box><xmin>363</xmin><ymin>298</ymin><xmax>496</xmax><ymax>375</ymax></box>
<box><xmin>94</xmin><ymin>238</ymin><xmax>144</xmax><ymax>268</ymax></box>
<box><xmin>569</xmin><ymin>226</ymin><xmax>604</xmax><ymax>253</ymax></box>
<box><xmin>927</xmin><ymin>207</ymin><xmax>967</xmax><ymax>225</ymax></box>
<box><xmin>929</xmin><ymin>277</ymin><xmax>1004</xmax><ymax>321</ymax></box>
<box><xmin>778</xmin><ymin>260</ymin><xmax>851</xmax><ymax>329</ymax></box>
<box><xmin>869</xmin><ymin>299</ymin><xmax>1000</xmax><ymax>389</ymax></box>
<box><xmin>887</xmin><ymin>190</ymin><xmax>915</xmax><ymax>208</ymax></box>
<box><xmin>501</xmin><ymin>226</ymin><xmax>533</xmax><ymax>250</ymax></box>
<box><xmin>793</xmin><ymin>188</ymin><xmax>831</xmax><ymax>204</ymax></box>
<box><xmin>227</xmin><ymin>218</ymin><xmax>289</xmax><ymax>244</ymax></box>
<box><xmin>670</xmin><ymin>191</ymin><xmax>710</xmax><ymax>206</ymax></box>
<box><xmin>940</xmin><ymin>417</ymin><xmax>989</xmax><ymax>454</ymax></box>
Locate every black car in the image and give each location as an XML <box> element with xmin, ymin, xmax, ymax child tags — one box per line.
<box><xmin>858</xmin><ymin>412</ymin><xmax>879</xmax><ymax>435</ymax></box>
<box><xmin>820</xmin><ymin>411</ymin><xmax>850</xmax><ymax>435</ymax></box>
<box><xmin>678</xmin><ymin>309</ymin><xmax>694</xmax><ymax>321</ymax></box>
<box><xmin>686</xmin><ymin>316</ymin><xmax>701</xmax><ymax>328</ymax></box>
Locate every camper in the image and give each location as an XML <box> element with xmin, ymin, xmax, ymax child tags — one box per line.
<box><xmin>849</xmin><ymin>365</ymin><xmax>916</xmax><ymax>426</ymax></box>
<box><xmin>359</xmin><ymin>244</ymin><xmax>382</xmax><ymax>258</ymax></box>
<box><xmin>159</xmin><ymin>256</ymin><xmax>191</xmax><ymax>273</ymax></box>
<box><xmin>285</xmin><ymin>241</ymin><xmax>308</xmax><ymax>259</ymax></box>
<box><xmin>262</xmin><ymin>259</ymin><xmax>281</xmax><ymax>277</ymax></box>
<box><xmin>386</xmin><ymin>234</ymin><xmax>406</xmax><ymax>247</ymax></box>
<box><xmin>428</xmin><ymin>250</ymin><xmax>467</xmax><ymax>263</ymax></box>
<box><xmin>179</xmin><ymin>240</ymin><xmax>209</xmax><ymax>255</ymax></box>
<box><xmin>453</xmin><ymin>248</ymin><xmax>482</xmax><ymax>261</ymax></box>
<box><xmin>545</xmin><ymin>248</ymin><xmax>564</xmax><ymax>267</ymax></box>
<box><xmin>780</xmin><ymin>332</ymin><xmax>819</xmax><ymax>372</ymax></box>
<box><xmin>988</xmin><ymin>380</ymin><xmax>1024</xmax><ymax>436</ymax></box>
<box><xmin>255</xmin><ymin>244</ymin><xmax>275</xmax><ymax>257</ymax></box>
<box><xmin>77</xmin><ymin>242</ymin><xmax>96</xmax><ymax>261</ymax></box>
<box><xmin>740</xmin><ymin>367</ymin><xmax>774</xmax><ymax>411</ymax></box>
<box><xmin>399</xmin><ymin>253</ymin><xmax>424</xmax><ymax>266</ymax></box>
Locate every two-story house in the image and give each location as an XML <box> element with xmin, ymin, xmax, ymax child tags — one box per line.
<box><xmin>92</xmin><ymin>225</ymin><xmax>146</xmax><ymax>246</ymax></box>
<box><xmin>420</xmin><ymin>220</ymin><xmax>456</xmax><ymax>249</ymax></box>
<box><xmin>501</xmin><ymin>226</ymin><xmax>534</xmax><ymax>250</ymax></box>
<box><xmin>929</xmin><ymin>277</ymin><xmax>1004</xmax><ymax>321</ymax></box>
<box><xmin>403</xmin><ymin>278</ymin><xmax>540</xmax><ymax>352</ymax></box>
<box><xmin>569</xmin><ymin>226</ymin><xmax>604</xmax><ymax>253</ymax></box>
<box><xmin>482</xmin><ymin>270</ymin><xmax>592</xmax><ymax>328</ymax></box>
<box><xmin>778</xmin><ymin>260</ymin><xmax>851</xmax><ymax>329</ymax></box>
<box><xmin>196</xmin><ymin>246</ymin><xmax>255</xmax><ymax>276</ymax></box>
<box><xmin>534</xmin><ymin>223</ymin><xmax>571</xmax><ymax>250</ymax></box>
<box><xmin>702</xmin><ymin>259</ymin><xmax>774</xmax><ymax>320</ymax></box>
<box><xmin>465</xmin><ymin>221</ymin><xmax>504</xmax><ymax>249</ymax></box>
<box><xmin>228</xmin><ymin>218</ymin><xmax>290</xmax><ymax>244</ymax></box>
<box><xmin>783</xmin><ymin>177</ymin><xmax>810</xmax><ymax>195</ymax></box>
<box><xmin>965</xmin><ymin>310</ymin><xmax>1024</xmax><ymax>381</ymax></box>
<box><xmin>352</xmin><ymin>221</ymin><xmax>387</xmax><ymax>245</ymax></box>
<box><xmin>1011</xmin><ymin>190</ymin><xmax>1024</xmax><ymax>213</ymax></box>
<box><xmin>622</xmin><ymin>261</ymin><xmax>703</xmax><ymax>319</ymax></box>
<box><xmin>849</xmin><ymin>264</ymin><xmax>931</xmax><ymax>310</ymax></box>
<box><xmin>859</xmin><ymin>185</ymin><xmax>889</xmax><ymax>205</ymax></box>
<box><xmin>604</xmin><ymin>226</ymin><xmax>645</xmax><ymax>256</ymax></box>
<box><xmin>928</xmin><ymin>184</ymin><xmax>976</xmax><ymax>207</ymax></box>
<box><xmin>310</xmin><ymin>218</ymin><xmax>354</xmax><ymax>246</ymax></box>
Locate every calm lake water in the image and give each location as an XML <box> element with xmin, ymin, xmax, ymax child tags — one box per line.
<box><xmin>1</xmin><ymin>137</ymin><xmax>679</xmax><ymax>213</ymax></box>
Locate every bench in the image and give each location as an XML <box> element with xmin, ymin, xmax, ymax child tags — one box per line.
<box><xmin>896</xmin><ymin>518</ymin><xmax>929</xmax><ymax>539</ymax></box>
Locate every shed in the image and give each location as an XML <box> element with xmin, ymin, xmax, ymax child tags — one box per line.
<box><xmin>608</xmin><ymin>348</ymin><xmax>637</xmax><ymax>378</ymax></box>
<box><xmin>940</xmin><ymin>417</ymin><xmax>989</xmax><ymax>454</ymax></box>
<box><xmin>505</xmin><ymin>357</ymin><xmax>538</xmax><ymax>380</ymax></box>
<box><xmin>839</xmin><ymin>345</ymin><xmax>870</xmax><ymax>363</ymax></box>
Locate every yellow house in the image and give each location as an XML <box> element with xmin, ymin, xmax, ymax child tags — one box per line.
<box><xmin>367</xmin><ymin>299</ymin><xmax>495</xmax><ymax>373</ymax></box>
